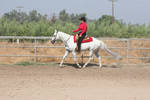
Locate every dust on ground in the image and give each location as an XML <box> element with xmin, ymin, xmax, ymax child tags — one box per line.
<box><xmin>0</xmin><ymin>64</ymin><xmax>150</xmax><ymax>100</ymax></box>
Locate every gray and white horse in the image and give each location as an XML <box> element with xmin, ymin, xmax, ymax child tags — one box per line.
<box><xmin>51</xmin><ymin>30</ymin><xmax>121</xmax><ymax>68</ymax></box>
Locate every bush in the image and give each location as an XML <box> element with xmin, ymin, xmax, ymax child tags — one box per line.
<box><xmin>0</xmin><ymin>10</ymin><xmax>150</xmax><ymax>38</ymax></box>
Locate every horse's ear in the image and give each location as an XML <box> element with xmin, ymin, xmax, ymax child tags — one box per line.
<box><xmin>55</xmin><ymin>29</ymin><xmax>57</xmax><ymax>33</ymax></box>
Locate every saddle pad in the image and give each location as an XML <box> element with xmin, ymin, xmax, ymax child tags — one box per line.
<box><xmin>74</xmin><ymin>34</ymin><xmax>93</xmax><ymax>43</ymax></box>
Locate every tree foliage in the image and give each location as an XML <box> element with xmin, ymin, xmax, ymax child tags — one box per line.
<box><xmin>0</xmin><ymin>9</ymin><xmax>150</xmax><ymax>38</ymax></box>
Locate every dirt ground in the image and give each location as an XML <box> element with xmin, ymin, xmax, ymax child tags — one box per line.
<box><xmin>0</xmin><ymin>64</ymin><xmax>150</xmax><ymax>100</ymax></box>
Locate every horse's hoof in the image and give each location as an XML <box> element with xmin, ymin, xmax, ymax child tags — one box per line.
<box><xmin>60</xmin><ymin>66</ymin><xmax>65</xmax><ymax>68</ymax></box>
<box><xmin>82</xmin><ymin>66</ymin><xmax>86</xmax><ymax>68</ymax></box>
<box><xmin>78</xmin><ymin>66</ymin><xmax>82</xmax><ymax>69</ymax></box>
<box><xmin>59</xmin><ymin>64</ymin><xmax>64</xmax><ymax>68</ymax></box>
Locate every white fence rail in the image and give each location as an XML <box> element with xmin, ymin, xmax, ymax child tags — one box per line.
<box><xmin>0</xmin><ymin>36</ymin><xmax>150</xmax><ymax>65</ymax></box>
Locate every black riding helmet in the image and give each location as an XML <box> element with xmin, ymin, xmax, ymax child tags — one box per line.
<box><xmin>79</xmin><ymin>16</ymin><xmax>87</xmax><ymax>22</ymax></box>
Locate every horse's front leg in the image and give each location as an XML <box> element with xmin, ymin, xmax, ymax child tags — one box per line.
<box><xmin>72</xmin><ymin>51</ymin><xmax>81</xmax><ymax>68</ymax></box>
<box><xmin>83</xmin><ymin>50</ymin><xmax>93</xmax><ymax>68</ymax></box>
<box><xmin>60</xmin><ymin>50</ymin><xmax>69</xmax><ymax>67</ymax></box>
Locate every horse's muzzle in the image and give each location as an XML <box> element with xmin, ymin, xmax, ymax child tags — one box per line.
<box><xmin>51</xmin><ymin>40</ymin><xmax>55</xmax><ymax>44</ymax></box>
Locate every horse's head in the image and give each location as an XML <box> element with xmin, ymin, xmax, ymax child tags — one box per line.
<box><xmin>51</xmin><ymin>29</ymin><xmax>59</xmax><ymax>44</ymax></box>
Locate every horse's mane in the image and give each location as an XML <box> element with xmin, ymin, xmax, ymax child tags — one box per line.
<box><xmin>58</xmin><ymin>31</ymin><xmax>73</xmax><ymax>37</ymax></box>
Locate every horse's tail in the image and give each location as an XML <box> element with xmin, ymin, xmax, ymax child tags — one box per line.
<box><xmin>104</xmin><ymin>45</ymin><xmax>122</xmax><ymax>60</ymax></box>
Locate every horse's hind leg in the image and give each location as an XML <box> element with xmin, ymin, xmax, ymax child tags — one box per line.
<box><xmin>94</xmin><ymin>51</ymin><xmax>102</xmax><ymax>68</ymax></box>
<box><xmin>83</xmin><ymin>50</ymin><xmax>93</xmax><ymax>68</ymax></box>
<box><xmin>60</xmin><ymin>50</ymin><xmax>69</xmax><ymax>67</ymax></box>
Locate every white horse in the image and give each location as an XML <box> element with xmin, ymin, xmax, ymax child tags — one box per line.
<box><xmin>51</xmin><ymin>30</ymin><xmax>121</xmax><ymax>68</ymax></box>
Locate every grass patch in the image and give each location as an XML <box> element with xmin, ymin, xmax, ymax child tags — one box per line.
<box><xmin>15</xmin><ymin>62</ymin><xmax>35</xmax><ymax>66</ymax></box>
<box><xmin>14</xmin><ymin>61</ymin><xmax>58</xmax><ymax>66</ymax></box>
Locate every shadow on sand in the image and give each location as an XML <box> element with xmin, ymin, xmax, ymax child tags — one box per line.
<box><xmin>56</xmin><ymin>63</ymin><xmax>120</xmax><ymax>69</ymax></box>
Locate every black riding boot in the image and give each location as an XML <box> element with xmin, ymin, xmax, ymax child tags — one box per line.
<box><xmin>77</xmin><ymin>33</ymin><xmax>86</xmax><ymax>53</ymax></box>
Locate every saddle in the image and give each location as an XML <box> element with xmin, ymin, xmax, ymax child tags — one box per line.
<box><xmin>74</xmin><ymin>34</ymin><xmax>93</xmax><ymax>43</ymax></box>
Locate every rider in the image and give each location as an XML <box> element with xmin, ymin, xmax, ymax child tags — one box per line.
<box><xmin>73</xmin><ymin>16</ymin><xmax>87</xmax><ymax>52</ymax></box>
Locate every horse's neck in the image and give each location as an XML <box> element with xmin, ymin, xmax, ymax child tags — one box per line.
<box><xmin>58</xmin><ymin>32</ymin><xmax>71</xmax><ymax>42</ymax></box>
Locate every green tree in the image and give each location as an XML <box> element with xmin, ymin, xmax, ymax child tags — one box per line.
<box><xmin>59</xmin><ymin>9</ymin><xmax>70</xmax><ymax>22</ymax></box>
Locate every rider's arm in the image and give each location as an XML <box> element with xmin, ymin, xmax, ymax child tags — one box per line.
<box><xmin>73</xmin><ymin>27</ymin><xmax>80</xmax><ymax>33</ymax></box>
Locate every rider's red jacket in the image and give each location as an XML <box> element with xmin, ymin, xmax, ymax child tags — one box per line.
<box><xmin>73</xmin><ymin>21</ymin><xmax>87</xmax><ymax>36</ymax></box>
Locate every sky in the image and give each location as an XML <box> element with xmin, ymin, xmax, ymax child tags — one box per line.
<box><xmin>0</xmin><ymin>0</ymin><xmax>150</xmax><ymax>25</ymax></box>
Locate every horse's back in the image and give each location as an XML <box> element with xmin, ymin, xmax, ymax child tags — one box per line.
<box><xmin>92</xmin><ymin>37</ymin><xmax>106</xmax><ymax>49</ymax></box>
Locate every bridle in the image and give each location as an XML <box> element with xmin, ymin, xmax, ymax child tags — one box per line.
<box><xmin>51</xmin><ymin>31</ymin><xmax>71</xmax><ymax>44</ymax></box>
<box><xmin>53</xmin><ymin>32</ymin><xmax>58</xmax><ymax>41</ymax></box>
<box><xmin>51</xmin><ymin>31</ymin><xmax>58</xmax><ymax>44</ymax></box>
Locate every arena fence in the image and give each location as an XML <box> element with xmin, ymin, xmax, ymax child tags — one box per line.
<box><xmin>0</xmin><ymin>36</ymin><xmax>150</xmax><ymax>65</ymax></box>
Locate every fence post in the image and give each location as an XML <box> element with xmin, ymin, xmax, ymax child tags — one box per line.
<box><xmin>127</xmin><ymin>39</ymin><xmax>130</xmax><ymax>64</ymax></box>
<box><xmin>81</xmin><ymin>53</ymin><xmax>84</xmax><ymax>65</ymax></box>
<box><xmin>34</xmin><ymin>38</ymin><xmax>37</xmax><ymax>62</ymax></box>
<box><xmin>17</xmin><ymin>38</ymin><xmax>19</xmax><ymax>44</ymax></box>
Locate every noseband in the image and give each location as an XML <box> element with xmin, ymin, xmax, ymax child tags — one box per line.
<box><xmin>51</xmin><ymin>31</ymin><xmax>58</xmax><ymax>44</ymax></box>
